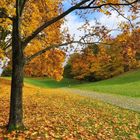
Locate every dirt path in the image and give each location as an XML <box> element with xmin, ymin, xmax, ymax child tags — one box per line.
<box><xmin>61</xmin><ymin>88</ymin><xmax>140</xmax><ymax>112</ymax></box>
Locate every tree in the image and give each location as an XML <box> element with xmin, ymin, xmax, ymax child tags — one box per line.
<box><xmin>0</xmin><ymin>0</ymin><xmax>139</xmax><ymax>130</ymax></box>
<box><xmin>25</xmin><ymin>49</ymin><xmax>65</xmax><ymax>80</ymax></box>
<box><xmin>23</xmin><ymin>0</ymin><xmax>65</xmax><ymax>78</ymax></box>
<box><xmin>69</xmin><ymin>30</ymin><xmax>140</xmax><ymax>81</ymax></box>
<box><xmin>127</xmin><ymin>28</ymin><xmax>140</xmax><ymax>60</ymax></box>
<box><xmin>70</xmin><ymin>45</ymin><xmax>112</xmax><ymax>81</ymax></box>
<box><xmin>115</xmin><ymin>28</ymin><xmax>140</xmax><ymax>71</ymax></box>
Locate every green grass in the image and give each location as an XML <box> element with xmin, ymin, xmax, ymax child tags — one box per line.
<box><xmin>25</xmin><ymin>69</ymin><xmax>140</xmax><ymax>97</ymax></box>
<box><xmin>72</xmin><ymin>69</ymin><xmax>140</xmax><ymax>97</ymax></box>
<box><xmin>24</xmin><ymin>77</ymin><xmax>84</xmax><ymax>88</ymax></box>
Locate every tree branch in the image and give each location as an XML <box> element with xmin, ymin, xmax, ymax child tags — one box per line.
<box><xmin>22</xmin><ymin>0</ymin><xmax>139</xmax><ymax>48</ymax></box>
<box><xmin>78</xmin><ymin>0</ymin><xmax>139</xmax><ymax>9</ymax></box>
<box><xmin>0</xmin><ymin>9</ymin><xmax>13</xmax><ymax>20</ymax></box>
<box><xmin>25</xmin><ymin>42</ymin><xmax>71</xmax><ymax>63</ymax></box>
<box><xmin>25</xmin><ymin>40</ymin><xmax>111</xmax><ymax>64</ymax></box>
<box><xmin>125</xmin><ymin>0</ymin><xmax>139</xmax><ymax>9</ymax></box>
<box><xmin>22</xmin><ymin>0</ymin><xmax>92</xmax><ymax>47</ymax></box>
<box><xmin>20</xmin><ymin>0</ymin><xmax>27</xmax><ymax>16</ymax></box>
<box><xmin>110</xmin><ymin>5</ymin><xmax>134</xmax><ymax>28</ymax></box>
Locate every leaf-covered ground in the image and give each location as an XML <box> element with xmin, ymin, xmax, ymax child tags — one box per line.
<box><xmin>0</xmin><ymin>79</ymin><xmax>140</xmax><ymax>139</ymax></box>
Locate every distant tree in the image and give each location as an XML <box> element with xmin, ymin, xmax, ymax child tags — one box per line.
<box><xmin>70</xmin><ymin>31</ymin><xmax>140</xmax><ymax>81</ymax></box>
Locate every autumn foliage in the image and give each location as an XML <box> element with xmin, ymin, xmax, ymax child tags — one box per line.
<box><xmin>23</xmin><ymin>0</ymin><xmax>65</xmax><ymax>80</ymax></box>
<box><xmin>25</xmin><ymin>49</ymin><xmax>65</xmax><ymax>81</ymax></box>
<box><xmin>68</xmin><ymin>29</ymin><xmax>140</xmax><ymax>81</ymax></box>
<box><xmin>0</xmin><ymin>0</ymin><xmax>65</xmax><ymax>80</ymax></box>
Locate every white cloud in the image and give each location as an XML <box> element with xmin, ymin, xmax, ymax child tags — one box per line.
<box><xmin>98</xmin><ymin>10</ymin><xmax>127</xmax><ymax>36</ymax></box>
<box><xmin>61</xmin><ymin>14</ymin><xmax>85</xmax><ymax>40</ymax></box>
<box><xmin>99</xmin><ymin>11</ymin><xmax>125</xmax><ymax>28</ymax></box>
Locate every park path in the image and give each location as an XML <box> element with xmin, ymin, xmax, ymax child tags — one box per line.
<box><xmin>61</xmin><ymin>88</ymin><xmax>140</xmax><ymax>112</ymax></box>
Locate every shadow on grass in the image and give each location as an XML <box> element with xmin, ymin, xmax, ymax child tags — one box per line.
<box><xmin>24</xmin><ymin>78</ymin><xmax>85</xmax><ymax>88</ymax></box>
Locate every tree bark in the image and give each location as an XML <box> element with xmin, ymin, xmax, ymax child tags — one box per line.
<box><xmin>7</xmin><ymin>17</ymin><xmax>25</xmax><ymax>130</ymax></box>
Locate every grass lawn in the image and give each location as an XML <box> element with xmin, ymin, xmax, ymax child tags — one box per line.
<box><xmin>0</xmin><ymin>78</ymin><xmax>140</xmax><ymax>139</ymax></box>
<box><xmin>23</xmin><ymin>69</ymin><xmax>140</xmax><ymax>97</ymax></box>
<box><xmin>72</xmin><ymin>69</ymin><xmax>140</xmax><ymax>97</ymax></box>
<box><xmin>24</xmin><ymin>77</ymin><xmax>84</xmax><ymax>88</ymax></box>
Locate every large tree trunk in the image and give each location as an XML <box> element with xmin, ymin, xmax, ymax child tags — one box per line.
<box><xmin>7</xmin><ymin>17</ymin><xmax>25</xmax><ymax>130</ymax></box>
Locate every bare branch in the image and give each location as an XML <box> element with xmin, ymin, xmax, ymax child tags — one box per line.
<box><xmin>87</xmin><ymin>1</ymin><xmax>95</xmax><ymax>7</ymax></box>
<box><xmin>125</xmin><ymin>0</ymin><xmax>139</xmax><ymax>9</ymax></box>
<box><xmin>110</xmin><ymin>5</ymin><xmax>134</xmax><ymax>28</ymax></box>
<box><xmin>78</xmin><ymin>0</ymin><xmax>139</xmax><ymax>9</ymax></box>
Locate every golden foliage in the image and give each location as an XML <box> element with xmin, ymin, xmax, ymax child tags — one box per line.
<box><xmin>25</xmin><ymin>48</ymin><xmax>65</xmax><ymax>81</ymax></box>
<box><xmin>0</xmin><ymin>48</ymin><xmax>4</xmax><ymax>59</ymax></box>
<box><xmin>22</xmin><ymin>0</ymin><xmax>64</xmax><ymax>79</ymax></box>
<box><xmin>0</xmin><ymin>0</ymin><xmax>65</xmax><ymax>80</ymax></box>
<box><xmin>70</xmin><ymin>29</ymin><xmax>140</xmax><ymax>81</ymax></box>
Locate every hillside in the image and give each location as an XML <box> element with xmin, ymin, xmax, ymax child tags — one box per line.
<box><xmin>73</xmin><ymin>69</ymin><xmax>140</xmax><ymax>97</ymax></box>
<box><xmin>24</xmin><ymin>69</ymin><xmax>140</xmax><ymax>97</ymax></box>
